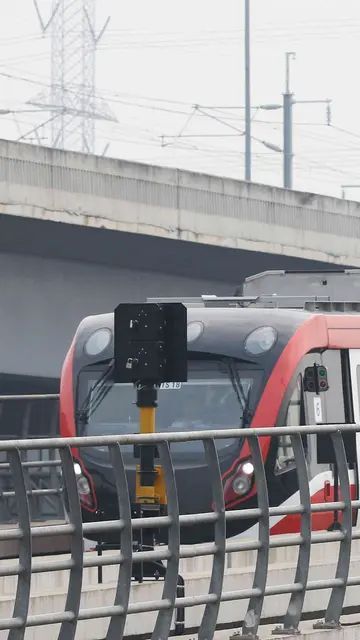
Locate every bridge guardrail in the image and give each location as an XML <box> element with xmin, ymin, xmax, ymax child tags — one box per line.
<box><xmin>0</xmin><ymin>423</ymin><xmax>359</xmax><ymax>639</ymax></box>
<box><xmin>0</xmin><ymin>394</ymin><xmax>64</xmax><ymax>526</ymax></box>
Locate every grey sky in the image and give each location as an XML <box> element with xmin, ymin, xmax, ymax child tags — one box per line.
<box><xmin>0</xmin><ymin>0</ymin><xmax>359</xmax><ymax>199</ymax></box>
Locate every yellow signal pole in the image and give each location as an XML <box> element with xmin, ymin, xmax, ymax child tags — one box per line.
<box><xmin>136</xmin><ymin>386</ymin><xmax>166</xmax><ymax>507</ymax></box>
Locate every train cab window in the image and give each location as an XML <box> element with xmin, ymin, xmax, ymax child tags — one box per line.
<box><xmin>275</xmin><ymin>375</ymin><xmax>302</xmax><ymax>475</ymax></box>
<box><xmin>271</xmin><ymin>349</ymin><xmax>352</xmax><ymax>490</ymax></box>
<box><xmin>77</xmin><ymin>359</ymin><xmax>263</xmax><ymax>453</ymax></box>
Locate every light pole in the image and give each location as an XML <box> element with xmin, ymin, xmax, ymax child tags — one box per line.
<box><xmin>262</xmin><ymin>54</ymin><xmax>331</xmax><ymax>191</ymax></box>
<box><xmin>283</xmin><ymin>52</ymin><xmax>296</xmax><ymax>189</ymax></box>
<box><xmin>244</xmin><ymin>0</ymin><xmax>251</xmax><ymax>181</ymax></box>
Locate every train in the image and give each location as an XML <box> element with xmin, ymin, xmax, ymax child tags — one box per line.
<box><xmin>59</xmin><ymin>269</ymin><xmax>360</xmax><ymax>544</ymax></box>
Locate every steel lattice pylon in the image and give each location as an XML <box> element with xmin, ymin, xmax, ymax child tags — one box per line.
<box><xmin>31</xmin><ymin>0</ymin><xmax>115</xmax><ymax>153</ymax></box>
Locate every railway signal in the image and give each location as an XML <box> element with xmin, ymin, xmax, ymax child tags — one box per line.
<box><xmin>304</xmin><ymin>364</ymin><xmax>329</xmax><ymax>394</ymax></box>
<box><xmin>114</xmin><ymin>302</ymin><xmax>187</xmax><ymax>580</ymax></box>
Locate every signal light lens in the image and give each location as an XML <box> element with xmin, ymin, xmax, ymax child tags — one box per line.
<box><xmin>244</xmin><ymin>326</ymin><xmax>277</xmax><ymax>356</ymax></box>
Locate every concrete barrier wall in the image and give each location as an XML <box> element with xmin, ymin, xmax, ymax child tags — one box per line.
<box><xmin>0</xmin><ymin>539</ymin><xmax>358</xmax><ymax>640</ymax></box>
<box><xmin>0</xmin><ymin>139</ymin><xmax>359</xmax><ymax>265</ymax></box>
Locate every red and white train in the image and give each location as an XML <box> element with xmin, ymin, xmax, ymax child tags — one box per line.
<box><xmin>60</xmin><ymin>270</ymin><xmax>360</xmax><ymax>543</ymax></box>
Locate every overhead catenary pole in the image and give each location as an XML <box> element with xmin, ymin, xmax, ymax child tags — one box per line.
<box><xmin>245</xmin><ymin>0</ymin><xmax>251</xmax><ymax>181</ymax></box>
<box><xmin>283</xmin><ymin>52</ymin><xmax>296</xmax><ymax>189</ymax></box>
<box><xmin>162</xmin><ymin>49</ymin><xmax>330</xmax><ymax>190</ymax></box>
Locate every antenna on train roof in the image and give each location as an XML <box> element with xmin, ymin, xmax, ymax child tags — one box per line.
<box><xmin>239</xmin><ymin>269</ymin><xmax>360</xmax><ymax>306</ymax></box>
<box><xmin>147</xmin><ymin>271</ymin><xmax>360</xmax><ymax>312</ymax></box>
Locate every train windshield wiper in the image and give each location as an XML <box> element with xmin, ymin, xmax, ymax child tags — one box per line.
<box><xmin>76</xmin><ymin>362</ymin><xmax>114</xmax><ymax>424</ymax></box>
<box><xmin>228</xmin><ymin>361</ymin><xmax>252</xmax><ymax>428</ymax></box>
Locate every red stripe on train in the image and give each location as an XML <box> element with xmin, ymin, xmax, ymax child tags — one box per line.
<box><xmin>270</xmin><ymin>483</ymin><xmax>357</xmax><ymax>535</ymax></box>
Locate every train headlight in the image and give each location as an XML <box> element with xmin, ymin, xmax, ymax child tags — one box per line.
<box><xmin>84</xmin><ymin>328</ymin><xmax>112</xmax><ymax>356</ymax></box>
<box><xmin>73</xmin><ymin>462</ymin><xmax>97</xmax><ymax>511</ymax></box>
<box><xmin>231</xmin><ymin>461</ymin><xmax>254</xmax><ymax>496</ymax></box>
<box><xmin>77</xmin><ymin>473</ymin><xmax>94</xmax><ymax>510</ymax></box>
<box><xmin>241</xmin><ymin>461</ymin><xmax>254</xmax><ymax>476</ymax></box>
<box><xmin>232</xmin><ymin>475</ymin><xmax>251</xmax><ymax>496</ymax></box>
<box><xmin>77</xmin><ymin>475</ymin><xmax>91</xmax><ymax>496</ymax></box>
<box><xmin>244</xmin><ymin>326</ymin><xmax>277</xmax><ymax>355</ymax></box>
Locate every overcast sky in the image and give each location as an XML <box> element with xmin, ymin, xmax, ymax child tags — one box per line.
<box><xmin>0</xmin><ymin>0</ymin><xmax>360</xmax><ymax>199</ymax></box>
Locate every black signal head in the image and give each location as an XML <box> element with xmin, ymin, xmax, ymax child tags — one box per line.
<box><xmin>114</xmin><ymin>302</ymin><xmax>187</xmax><ymax>384</ymax></box>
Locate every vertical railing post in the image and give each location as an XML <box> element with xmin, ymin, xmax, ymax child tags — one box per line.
<box><xmin>273</xmin><ymin>434</ymin><xmax>311</xmax><ymax>634</ymax></box>
<box><xmin>242</xmin><ymin>435</ymin><xmax>269</xmax><ymax>639</ymax></box>
<box><xmin>151</xmin><ymin>441</ymin><xmax>180</xmax><ymax>640</ymax></box>
<box><xmin>107</xmin><ymin>443</ymin><xmax>133</xmax><ymax>640</ymax></box>
<box><xmin>198</xmin><ymin>439</ymin><xmax>226</xmax><ymax>640</ymax></box>
<box><xmin>58</xmin><ymin>446</ymin><xmax>84</xmax><ymax>640</ymax></box>
<box><xmin>8</xmin><ymin>449</ymin><xmax>32</xmax><ymax>640</ymax></box>
<box><xmin>314</xmin><ymin>432</ymin><xmax>352</xmax><ymax>629</ymax></box>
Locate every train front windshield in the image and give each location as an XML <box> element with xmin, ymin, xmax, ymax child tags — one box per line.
<box><xmin>77</xmin><ymin>359</ymin><xmax>262</xmax><ymax>448</ymax></box>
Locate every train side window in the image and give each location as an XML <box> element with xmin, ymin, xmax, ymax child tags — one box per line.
<box><xmin>303</xmin><ymin>350</ymin><xmax>346</xmax><ymax>425</ymax></box>
<box><xmin>321</xmin><ymin>350</ymin><xmax>346</xmax><ymax>424</ymax></box>
<box><xmin>275</xmin><ymin>375</ymin><xmax>302</xmax><ymax>475</ymax></box>
<box><xmin>303</xmin><ymin>350</ymin><xmax>355</xmax><ymax>467</ymax></box>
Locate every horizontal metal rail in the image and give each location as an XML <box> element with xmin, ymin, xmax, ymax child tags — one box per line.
<box><xmin>0</xmin><ymin>394</ymin><xmax>59</xmax><ymax>401</ymax></box>
<box><xmin>0</xmin><ymin>421</ymin><xmax>358</xmax><ymax>450</ymax></box>
<box><xmin>0</xmin><ymin>460</ymin><xmax>61</xmax><ymax>469</ymax></box>
<box><xmin>0</xmin><ymin>424</ymin><xmax>359</xmax><ymax>638</ymax></box>
<box><xmin>0</xmin><ymin>488</ymin><xmax>62</xmax><ymax>498</ymax></box>
<box><xmin>0</xmin><ymin>497</ymin><xmax>356</xmax><ymax>543</ymax></box>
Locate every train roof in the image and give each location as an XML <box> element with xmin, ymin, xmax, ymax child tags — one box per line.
<box><xmin>149</xmin><ymin>269</ymin><xmax>360</xmax><ymax>313</ymax></box>
<box><xmin>75</xmin><ymin>269</ymin><xmax>360</xmax><ymax>348</ymax></box>
<box><xmin>72</xmin><ymin>270</ymin><xmax>360</xmax><ymax>367</ymax></box>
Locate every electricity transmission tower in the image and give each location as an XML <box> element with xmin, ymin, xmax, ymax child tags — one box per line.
<box><xmin>30</xmin><ymin>0</ymin><xmax>116</xmax><ymax>153</ymax></box>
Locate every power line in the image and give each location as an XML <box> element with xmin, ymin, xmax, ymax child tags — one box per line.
<box><xmin>0</xmin><ymin>69</ymin><xmax>192</xmax><ymax>116</ymax></box>
<box><xmin>3</xmin><ymin>61</ymin><xmax>360</xmax><ymax>187</ymax></box>
<box><xmin>329</xmin><ymin>124</ymin><xmax>360</xmax><ymax>142</ymax></box>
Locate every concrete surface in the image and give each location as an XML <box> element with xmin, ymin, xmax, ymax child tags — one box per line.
<box><xmin>178</xmin><ymin>616</ymin><xmax>360</xmax><ymax>640</ymax></box>
<box><xmin>0</xmin><ymin>139</ymin><xmax>359</xmax><ymax>266</ymax></box>
<box><xmin>0</xmin><ymin>538</ymin><xmax>359</xmax><ymax>639</ymax></box>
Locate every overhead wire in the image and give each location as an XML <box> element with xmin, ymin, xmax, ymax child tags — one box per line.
<box><xmin>1</xmin><ymin>16</ymin><xmax>360</xmax><ymax>193</ymax></box>
<box><xmin>94</xmin><ymin>103</ymin><xmax>360</xmax><ymax>187</ymax></box>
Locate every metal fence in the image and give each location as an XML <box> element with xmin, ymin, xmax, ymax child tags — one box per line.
<box><xmin>0</xmin><ymin>395</ymin><xmax>65</xmax><ymax>530</ymax></box>
<box><xmin>0</xmin><ymin>423</ymin><xmax>360</xmax><ymax>639</ymax></box>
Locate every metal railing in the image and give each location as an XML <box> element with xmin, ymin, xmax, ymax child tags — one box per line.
<box><xmin>0</xmin><ymin>394</ymin><xmax>64</xmax><ymax>527</ymax></box>
<box><xmin>0</xmin><ymin>423</ymin><xmax>360</xmax><ymax>639</ymax></box>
